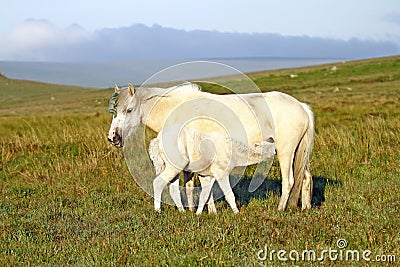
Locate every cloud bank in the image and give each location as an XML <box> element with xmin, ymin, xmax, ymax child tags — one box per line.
<box><xmin>0</xmin><ymin>19</ymin><xmax>398</xmax><ymax>62</ymax></box>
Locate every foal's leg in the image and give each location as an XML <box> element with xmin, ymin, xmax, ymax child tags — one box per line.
<box><xmin>206</xmin><ymin>191</ymin><xmax>217</xmax><ymax>214</ymax></box>
<box><xmin>184</xmin><ymin>171</ymin><xmax>195</xmax><ymax>211</ymax></box>
<box><xmin>216</xmin><ymin>174</ymin><xmax>239</xmax><ymax>214</ymax></box>
<box><xmin>196</xmin><ymin>176</ymin><xmax>215</xmax><ymax>215</ymax></box>
<box><xmin>169</xmin><ymin>178</ymin><xmax>185</xmax><ymax>212</ymax></box>
<box><xmin>197</xmin><ymin>175</ymin><xmax>217</xmax><ymax>214</ymax></box>
<box><xmin>184</xmin><ymin>172</ymin><xmax>217</xmax><ymax>213</ymax></box>
<box><xmin>153</xmin><ymin>166</ymin><xmax>180</xmax><ymax>212</ymax></box>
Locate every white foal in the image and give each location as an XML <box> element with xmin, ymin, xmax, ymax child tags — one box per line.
<box><xmin>149</xmin><ymin>126</ymin><xmax>276</xmax><ymax>214</ymax></box>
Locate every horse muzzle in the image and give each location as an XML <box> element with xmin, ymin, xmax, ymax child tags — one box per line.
<box><xmin>108</xmin><ymin>129</ymin><xmax>124</xmax><ymax>147</ymax></box>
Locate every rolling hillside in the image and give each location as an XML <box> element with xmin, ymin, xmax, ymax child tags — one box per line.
<box><xmin>1</xmin><ymin>56</ymin><xmax>399</xmax><ymax>265</ymax></box>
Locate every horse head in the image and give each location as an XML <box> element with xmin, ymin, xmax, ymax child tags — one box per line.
<box><xmin>107</xmin><ymin>84</ymin><xmax>142</xmax><ymax>147</ymax></box>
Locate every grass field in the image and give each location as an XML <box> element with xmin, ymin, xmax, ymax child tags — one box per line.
<box><xmin>1</xmin><ymin>56</ymin><xmax>399</xmax><ymax>266</ymax></box>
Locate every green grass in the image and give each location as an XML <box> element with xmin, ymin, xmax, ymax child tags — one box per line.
<box><xmin>1</xmin><ymin>56</ymin><xmax>399</xmax><ymax>265</ymax></box>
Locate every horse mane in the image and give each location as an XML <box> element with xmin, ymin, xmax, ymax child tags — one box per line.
<box><xmin>108</xmin><ymin>83</ymin><xmax>202</xmax><ymax>115</ymax></box>
<box><xmin>108</xmin><ymin>91</ymin><xmax>119</xmax><ymax>117</ymax></box>
<box><xmin>171</xmin><ymin>82</ymin><xmax>201</xmax><ymax>92</ymax></box>
<box><xmin>137</xmin><ymin>83</ymin><xmax>202</xmax><ymax>102</ymax></box>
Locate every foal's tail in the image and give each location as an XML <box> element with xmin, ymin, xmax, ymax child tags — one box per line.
<box><xmin>290</xmin><ymin>103</ymin><xmax>315</xmax><ymax>207</ymax></box>
<box><xmin>149</xmin><ymin>138</ymin><xmax>166</xmax><ymax>175</ymax></box>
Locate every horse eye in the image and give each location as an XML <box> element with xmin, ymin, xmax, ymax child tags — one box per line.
<box><xmin>127</xmin><ymin>108</ymin><xmax>133</xmax><ymax>113</ymax></box>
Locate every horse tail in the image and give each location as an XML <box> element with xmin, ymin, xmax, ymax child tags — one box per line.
<box><xmin>149</xmin><ymin>138</ymin><xmax>166</xmax><ymax>175</ymax></box>
<box><xmin>292</xmin><ymin>103</ymin><xmax>315</xmax><ymax>202</ymax></box>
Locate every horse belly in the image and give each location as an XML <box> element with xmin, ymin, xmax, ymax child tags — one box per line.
<box><xmin>263</xmin><ymin>92</ymin><xmax>309</xmax><ymax>151</ymax></box>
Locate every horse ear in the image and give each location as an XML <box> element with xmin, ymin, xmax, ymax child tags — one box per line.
<box><xmin>114</xmin><ymin>84</ymin><xmax>120</xmax><ymax>92</ymax></box>
<box><xmin>128</xmin><ymin>83</ymin><xmax>135</xmax><ymax>96</ymax></box>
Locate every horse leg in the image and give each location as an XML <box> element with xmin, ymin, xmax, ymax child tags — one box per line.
<box><xmin>216</xmin><ymin>174</ymin><xmax>239</xmax><ymax>214</ymax></box>
<box><xmin>184</xmin><ymin>171</ymin><xmax>195</xmax><ymax>211</ymax></box>
<box><xmin>301</xmin><ymin>168</ymin><xmax>313</xmax><ymax>210</ymax></box>
<box><xmin>153</xmin><ymin>166</ymin><xmax>180</xmax><ymax>212</ymax></box>
<box><xmin>287</xmin><ymin>133</ymin><xmax>314</xmax><ymax>209</ymax></box>
<box><xmin>277</xmin><ymin>150</ymin><xmax>295</xmax><ymax>211</ymax></box>
<box><xmin>196</xmin><ymin>176</ymin><xmax>215</xmax><ymax>215</ymax></box>
<box><xmin>169</xmin><ymin>178</ymin><xmax>184</xmax><ymax>212</ymax></box>
<box><xmin>287</xmin><ymin>170</ymin><xmax>303</xmax><ymax>209</ymax></box>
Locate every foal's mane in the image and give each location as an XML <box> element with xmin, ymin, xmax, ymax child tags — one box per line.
<box><xmin>226</xmin><ymin>136</ymin><xmax>272</xmax><ymax>158</ymax></box>
<box><xmin>188</xmin><ymin>127</ymin><xmax>273</xmax><ymax>158</ymax></box>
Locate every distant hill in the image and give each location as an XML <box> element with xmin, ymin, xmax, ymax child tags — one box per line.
<box><xmin>0</xmin><ymin>73</ymin><xmax>110</xmax><ymax>116</ymax></box>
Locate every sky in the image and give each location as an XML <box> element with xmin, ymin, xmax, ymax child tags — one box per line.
<box><xmin>0</xmin><ymin>0</ymin><xmax>399</xmax><ymax>61</ymax></box>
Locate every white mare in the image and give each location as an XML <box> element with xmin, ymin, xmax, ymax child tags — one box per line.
<box><xmin>108</xmin><ymin>83</ymin><xmax>314</xmax><ymax>211</ymax></box>
<box><xmin>148</xmin><ymin>125</ymin><xmax>276</xmax><ymax>214</ymax></box>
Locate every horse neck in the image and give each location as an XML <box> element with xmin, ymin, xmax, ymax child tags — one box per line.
<box><xmin>140</xmin><ymin>89</ymin><xmax>202</xmax><ymax>133</ymax></box>
<box><xmin>140</xmin><ymin>95</ymin><xmax>168</xmax><ymax>132</ymax></box>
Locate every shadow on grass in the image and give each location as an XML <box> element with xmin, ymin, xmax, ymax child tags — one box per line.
<box><xmin>212</xmin><ymin>174</ymin><xmax>342</xmax><ymax>208</ymax></box>
<box><xmin>311</xmin><ymin>176</ymin><xmax>342</xmax><ymax>207</ymax></box>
